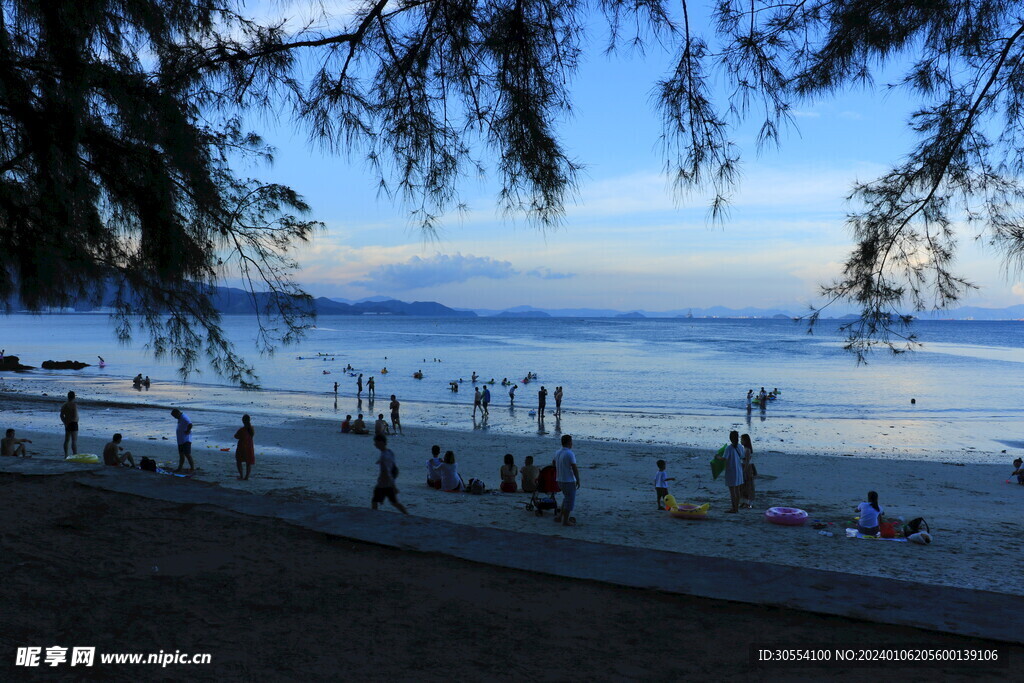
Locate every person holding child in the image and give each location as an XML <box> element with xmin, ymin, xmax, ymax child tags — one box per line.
<box><xmin>500</xmin><ymin>453</ymin><xmax>518</xmax><ymax>492</ymax></box>
<box><xmin>1012</xmin><ymin>458</ymin><xmax>1024</xmax><ymax>485</ymax></box>
<box><xmin>426</xmin><ymin>445</ymin><xmax>443</xmax><ymax>489</ymax></box>
<box><xmin>437</xmin><ymin>451</ymin><xmax>463</xmax><ymax>492</ymax></box>
<box><xmin>653</xmin><ymin>459</ymin><xmax>675</xmax><ymax>509</ymax></box>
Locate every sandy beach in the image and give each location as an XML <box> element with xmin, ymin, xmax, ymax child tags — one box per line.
<box><xmin>4</xmin><ymin>392</ymin><xmax>1022</xmax><ymax>599</ymax></box>
<box><xmin>3</xmin><ymin>473</ymin><xmax>1018</xmax><ymax>680</ymax></box>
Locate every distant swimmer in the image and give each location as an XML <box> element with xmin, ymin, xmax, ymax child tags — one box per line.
<box><xmin>413</xmin><ymin>370</ymin><xmax>423</xmax><ymax>379</ymax></box>
<box><xmin>97</xmin><ymin>355</ymin><xmax>106</xmax><ymax>368</ymax></box>
<box><xmin>471</xmin><ymin>372</ymin><xmax>478</xmax><ymax>383</ymax></box>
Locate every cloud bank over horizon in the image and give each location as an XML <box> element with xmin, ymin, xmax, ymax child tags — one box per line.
<box><xmin>350</xmin><ymin>253</ymin><xmax>574</xmax><ymax>292</ymax></box>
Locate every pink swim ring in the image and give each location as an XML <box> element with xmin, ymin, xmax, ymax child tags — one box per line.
<box><xmin>765</xmin><ymin>507</ymin><xmax>808</xmax><ymax>526</ymax></box>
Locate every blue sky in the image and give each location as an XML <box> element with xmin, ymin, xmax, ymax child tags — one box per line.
<box><xmin>238</xmin><ymin>1</ymin><xmax>1024</xmax><ymax>312</ymax></box>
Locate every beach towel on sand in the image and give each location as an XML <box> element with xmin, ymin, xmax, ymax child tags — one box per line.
<box><xmin>846</xmin><ymin>529</ymin><xmax>907</xmax><ymax>542</ymax></box>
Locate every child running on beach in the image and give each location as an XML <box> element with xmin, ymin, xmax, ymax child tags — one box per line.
<box><xmin>371</xmin><ymin>434</ymin><xmax>408</xmax><ymax>514</ymax></box>
<box><xmin>653</xmin><ymin>459</ymin><xmax>675</xmax><ymax>509</ymax></box>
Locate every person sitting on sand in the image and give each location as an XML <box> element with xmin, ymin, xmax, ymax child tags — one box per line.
<box><xmin>102</xmin><ymin>433</ymin><xmax>136</xmax><ymax>468</ymax></box>
<box><xmin>500</xmin><ymin>453</ymin><xmax>518</xmax><ymax>492</ymax></box>
<box><xmin>520</xmin><ymin>455</ymin><xmax>539</xmax><ymax>493</ymax></box>
<box><xmin>436</xmin><ymin>450</ymin><xmax>463</xmax><ymax>492</ymax></box>
<box><xmin>2</xmin><ymin>428</ymin><xmax>31</xmax><ymax>457</ymax></box>
<box><xmin>374</xmin><ymin>414</ymin><xmax>390</xmax><ymax>437</ymax></box>
<box><xmin>1011</xmin><ymin>458</ymin><xmax>1024</xmax><ymax>485</ymax></box>
<box><xmin>234</xmin><ymin>414</ymin><xmax>255</xmax><ymax>480</ymax></box>
<box><xmin>426</xmin><ymin>445</ymin><xmax>443</xmax><ymax>489</ymax></box>
<box><xmin>855</xmin><ymin>491</ymin><xmax>884</xmax><ymax>536</ymax></box>
<box><xmin>341</xmin><ymin>415</ymin><xmax>352</xmax><ymax>433</ymax></box>
<box><xmin>351</xmin><ymin>414</ymin><xmax>369</xmax><ymax>435</ymax></box>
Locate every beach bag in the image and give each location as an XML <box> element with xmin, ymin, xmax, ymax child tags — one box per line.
<box><xmin>878</xmin><ymin>520</ymin><xmax>898</xmax><ymax>539</ymax></box>
<box><xmin>139</xmin><ymin>457</ymin><xmax>157</xmax><ymax>472</ymax></box>
<box><xmin>467</xmin><ymin>478</ymin><xmax>486</xmax><ymax>495</ymax></box>
<box><xmin>908</xmin><ymin>531</ymin><xmax>932</xmax><ymax>545</ymax></box>
<box><xmin>903</xmin><ymin>517</ymin><xmax>929</xmax><ymax>537</ymax></box>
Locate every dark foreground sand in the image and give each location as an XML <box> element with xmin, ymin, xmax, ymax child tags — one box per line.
<box><xmin>0</xmin><ymin>473</ymin><xmax>1017</xmax><ymax>681</ymax></box>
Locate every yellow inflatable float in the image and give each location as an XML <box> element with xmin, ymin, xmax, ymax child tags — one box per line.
<box><xmin>65</xmin><ymin>453</ymin><xmax>100</xmax><ymax>464</ymax></box>
<box><xmin>663</xmin><ymin>494</ymin><xmax>711</xmax><ymax>520</ymax></box>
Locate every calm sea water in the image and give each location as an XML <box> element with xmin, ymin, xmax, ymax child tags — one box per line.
<box><xmin>2</xmin><ymin>315</ymin><xmax>1022</xmax><ymax>462</ymax></box>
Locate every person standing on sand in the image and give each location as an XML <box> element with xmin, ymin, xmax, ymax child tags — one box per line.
<box><xmin>234</xmin><ymin>414</ymin><xmax>255</xmax><ymax>480</ymax></box>
<box><xmin>509</xmin><ymin>384</ymin><xmax>518</xmax><ymax>405</ymax></box>
<box><xmin>389</xmin><ymin>395</ymin><xmax>402</xmax><ymax>435</ymax></box>
<box><xmin>102</xmin><ymin>433</ymin><xmax>136</xmax><ymax>468</ymax></box>
<box><xmin>59</xmin><ymin>391</ymin><xmax>79</xmax><ymax>457</ymax></box>
<box><xmin>554</xmin><ymin>434</ymin><xmax>580</xmax><ymax>526</ymax></box>
<box><xmin>371</xmin><ymin>434</ymin><xmax>408</xmax><ymax>514</ymax></box>
<box><xmin>170</xmin><ymin>408</ymin><xmax>195</xmax><ymax>473</ymax></box>
<box><xmin>481</xmin><ymin>386</ymin><xmax>490</xmax><ymax>416</ymax></box>
<box><xmin>653</xmin><ymin>459</ymin><xmax>674</xmax><ymax>509</ymax></box>
<box><xmin>357</xmin><ymin>374</ymin><xmax>363</xmax><ymax>398</ymax></box>
<box><xmin>333</xmin><ymin>381</ymin><xmax>339</xmax><ymax>396</ymax></box>
<box><xmin>2</xmin><ymin>428</ymin><xmax>31</xmax><ymax>457</ymax></box>
<box><xmin>538</xmin><ymin>386</ymin><xmax>548</xmax><ymax>420</ymax></box>
<box><xmin>554</xmin><ymin>386</ymin><xmax>563</xmax><ymax>416</ymax></box>
<box><xmin>473</xmin><ymin>387</ymin><xmax>482</xmax><ymax>417</ymax></box>
<box><xmin>719</xmin><ymin>431</ymin><xmax>744</xmax><ymax>513</ymax></box>
<box><xmin>739</xmin><ymin>434</ymin><xmax>756</xmax><ymax>508</ymax></box>
<box><xmin>368</xmin><ymin>376</ymin><xmax>376</xmax><ymax>399</ymax></box>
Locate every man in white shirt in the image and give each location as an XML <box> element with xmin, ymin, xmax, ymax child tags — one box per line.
<box><xmin>170</xmin><ymin>408</ymin><xmax>194</xmax><ymax>473</ymax></box>
<box><xmin>553</xmin><ymin>434</ymin><xmax>580</xmax><ymax>526</ymax></box>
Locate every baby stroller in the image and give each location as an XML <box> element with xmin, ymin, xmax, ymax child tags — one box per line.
<box><xmin>525</xmin><ymin>465</ymin><xmax>561</xmax><ymax>516</ymax></box>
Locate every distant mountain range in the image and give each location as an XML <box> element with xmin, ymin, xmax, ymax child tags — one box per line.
<box><xmin>7</xmin><ymin>284</ymin><xmax>1024</xmax><ymax>320</ymax></box>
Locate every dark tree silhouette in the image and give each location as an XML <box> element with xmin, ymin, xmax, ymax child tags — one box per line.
<box><xmin>2</xmin><ymin>0</ymin><xmax>1021</xmax><ymax>379</ymax></box>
